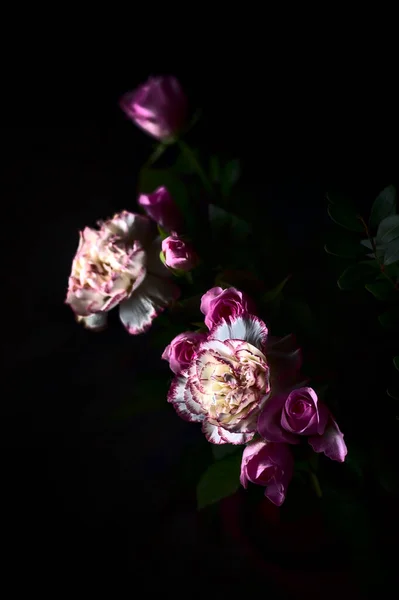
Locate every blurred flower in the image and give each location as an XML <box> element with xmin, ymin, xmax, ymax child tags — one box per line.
<box><xmin>162</xmin><ymin>235</ymin><xmax>198</xmax><ymax>271</ymax></box>
<box><xmin>258</xmin><ymin>386</ymin><xmax>347</xmax><ymax>462</ymax></box>
<box><xmin>119</xmin><ymin>75</ymin><xmax>187</xmax><ymax>141</ymax></box>
<box><xmin>240</xmin><ymin>440</ymin><xmax>294</xmax><ymax>506</ymax></box>
<box><xmin>167</xmin><ymin>314</ymin><xmax>270</xmax><ymax>444</ymax></box>
<box><xmin>162</xmin><ymin>331</ymin><xmax>207</xmax><ymax>375</ymax></box>
<box><xmin>66</xmin><ymin>211</ymin><xmax>179</xmax><ymax>333</ymax></box>
<box><xmin>200</xmin><ymin>286</ymin><xmax>255</xmax><ymax>330</ymax></box>
<box><xmin>138</xmin><ymin>186</ymin><xmax>182</xmax><ymax>233</ymax></box>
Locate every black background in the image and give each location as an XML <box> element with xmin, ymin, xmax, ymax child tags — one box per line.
<box><xmin>2</xmin><ymin>41</ymin><xmax>397</xmax><ymax>595</ymax></box>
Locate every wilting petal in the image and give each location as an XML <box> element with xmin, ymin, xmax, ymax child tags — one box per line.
<box><xmin>210</xmin><ymin>315</ymin><xmax>268</xmax><ymax>349</ymax></box>
<box><xmin>218</xmin><ymin>426</ymin><xmax>255</xmax><ymax>445</ymax></box>
<box><xmin>66</xmin><ymin>288</ymin><xmax>105</xmax><ymax>317</ymax></box>
<box><xmin>257</xmin><ymin>393</ymin><xmax>299</xmax><ymax>444</ymax></box>
<box><xmin>308</xmin><ymin>417</ymin><xmax>347</xmax><ymax>462</ymax></box>
<box><xmin>167</xmin><ymin>377</ymin><xmax>204</xmax><ymax>423</ymax></box>
<box><xmin>119</xmin><ymin>274</ymin><xmax>180</xmax><ymax>335</ymax></box>
<box><xmin>76</xmin><ymin>312</ymin><xmax>107</xmax><ymax>331</ymax></box>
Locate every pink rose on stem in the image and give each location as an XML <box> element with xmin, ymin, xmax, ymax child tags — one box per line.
<box><xmin>258</xmin><ymin>387</ymin><xmax>347</xmax><ymax>462</ymax></box>
<box><xmin>162</xmin><ymin>235</ymin><xmax>198</xmax><ymax>272</ymax></box>
<box><xmin>119</xmin><ymin>75</ymin><xmax>187</xmax><ymax>141</ymax></box>
<box><xmin>240</xmin><ymin>441</ymin><xmax>294</xmax><ymax>506</ymax></box>
<box><xmin>162</xmin><ymin>331</ymin><xmax>207</xmax><ymax>375</ymax></box>
<box><xmin>65</xmin><ymin>211</ymin><xmax>179</xmax><ymax>334</ymax></box>
<box><xmin>138</xmin><ymin>186</ymin><xmax>182</xmax><ymax>233</ymax></box>
<box><xmin>200</xmin><ymin>287</ymin><xmax>256</xmax><ymax>330</ymax></box>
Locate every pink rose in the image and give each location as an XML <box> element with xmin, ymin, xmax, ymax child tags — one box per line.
<box><xmin>138</xmin><ymin>186</ymin><xmax>182</xmax><ymax>233</ymax></box>
<box><xmin>168</xmin><ymin>314</ymin><xmax>270</xmax><ymax>445</ymax></box>
<box><xmin>258</xmin><ymin>387</ymin><xmax>347</xmax><ymax>462</ymax></box>
<box><xmin>162</xmin><ymin>235</ymin><xmax>198</xmax><ymax>271</ymax></box>
<box><xmin>240</xmin><ymin>441</ymin><xmax>294</xmax><ymax>506</ymax></box>
<box><xmin>162</xmin><ymin>331</ymin><xmax>207</xmax><ymax>375</ymax></box>
<box><xmin>119</xmin><ymin>75</ymin><xmax>187</xmax><ymax>141</ymax></box>
<box><xmin>200</xmin><ymin>287</ymin><xmax>255</xmax><ymax>330</ymax></box>
<box><xmin>65</xmin><ymin>211</ymin><xmax>179</xmax><ymax>334</ymax></box>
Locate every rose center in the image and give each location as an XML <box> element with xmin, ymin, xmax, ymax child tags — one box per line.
<box><xmin>291</xmin><ymin>399</ymin><xmax>309</xmax><ymax>416</ymax></box>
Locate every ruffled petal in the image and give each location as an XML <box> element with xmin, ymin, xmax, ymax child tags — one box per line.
<box><xmin>202</xmin><ymin>421</ymin><xmax>224</xmax><ymax>444</ymax></box>
<box><xmin>119</xmin><ymin>274</ymin><xmax>180</xmax><ymax>335</ymax></box>
<box><xmin>210</xmin><ymin>315</ymin><xmax>268</xmax><ymax>349</ymax></box>
<box><xmin>167</xmin><ymin>377</ymin><xmax>204</xmax><ymax>423</ymax></box>
<box><xmin>218</xmin><ymin>426</ymin><xmax>255</xmax><ymax>445</ymax></box>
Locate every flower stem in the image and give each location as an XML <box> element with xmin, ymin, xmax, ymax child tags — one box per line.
<box><xmin>359</xmin><ymin>215</ymin><xmax>399</xmax><ymax>291</ymax></box>
<box><xmin>309</xmin><ymin>471</ymin><xmax>323</xmax><ymax>498</ymax></box>
<box><xmin>178</xmin><ymin>140</ymin><xmax>215</xmax><ymax>196</ymax></box>
<box><xmin>144</xmin><ymin>142</ymin><xmax>168</xmax><ymax>168</ymax></box>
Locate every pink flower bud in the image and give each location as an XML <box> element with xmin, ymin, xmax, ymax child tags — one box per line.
<box><xmin>138</xmin><ymin>186</ymin><xmax>182</xmax><ymax>233</ymax></box>
<box><xmin>162</xmin><ymin>331</ymin><xmax>207</xmax><ymax>375</ymax></box>
<box><xmin>162</xmin><ymin>235</ymin><xmax>198</xmax><ymax>271</ymax></box>
<box><xmin>119</xmin><ymin>76</ymin><xmax>187</xmax><ymax>141</ymax></box>
<box><xmin>200</xmin><ymin>286</ymin><xmax>255</xmax><ymax>330</ymax></box>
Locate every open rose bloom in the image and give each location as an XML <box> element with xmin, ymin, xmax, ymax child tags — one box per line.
<box><xmin>66</xmin><ymin>211</ymin><xmax>179</xmax><ymax>333</ymax></box>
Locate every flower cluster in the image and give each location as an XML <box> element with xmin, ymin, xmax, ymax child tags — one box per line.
<box><xmin>163</xmin><ymin>286</ymin><xmax>347</xmax><ymax>506</ymax></box>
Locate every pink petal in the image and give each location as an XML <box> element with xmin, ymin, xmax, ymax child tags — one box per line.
<box><xmin>308</xmin><ymin>418</ymin><xmax>348</xmax><ymax>462</ymax></box>
<box><xmin>210</xmin><ymin>315</ymin><xmax>268</xmax><ymax>350</ymax></box>
<box><xmin>257</xmin><ymin>393</ymin><xmax>299</xmax><ymax>444</ymax></box>
<box><xmin>145</xmin><ymin>236</ymin><xmax>172</xmax><ymax>278</ymax></box>
<box><xmin>200</xmin><ymin>287</ymin><xmax>223</xmax><ymax>315</ymax></box>
<box><xmin>119</xmin><ymin>274</ymin><xmax>180</xmax><ymax>335</ymax></box>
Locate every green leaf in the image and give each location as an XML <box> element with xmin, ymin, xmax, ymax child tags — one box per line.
<box><xmin>209</xmin><ymin>204</ymin><xmax>251</xmax><ymax>242</ymax></box>
<box><xmin>384</xmin><ymin>238</ymin><xmax>399</xmax><ymax>266</ymax></box>
<box><xmin>263</xmin><ymin>275</ymin><xmax>291</xmax><ymax>302</ymax></box>
<box><xmin>387</xmin><ymin>386</ymin><xmax>399</xmax><ymax>400</ymax></box>
<box><xmin>370</xmin><ymin>185</ymin><xmax>397</xmax><ymax>229</ymax></box>
<box><xmin>337</xmin><ymin>262</ymin><xmax>379</xmax><ymax>290</ymax></box>
<box><xmin>379</xmin><ymin>307</ymin><xmax>399</xmax><ymax>330</ymax></box>
<box><xmin>360</xmin><ymin>239</ymin><xmax>373</xmax><ymax>249</ymax></box>
<box><xmin>393</xmin><ymin>356</ymin><xmax>399</xmax><ymax>371</ymax></box>
<box><xmin>376</xmin><ymin>214</ymin><xmax>399</xmax><ymax>244</ymax></box>
<box><xmin>365</xmin><ymin>279</ymin><xmax>396</xmax><ymax>301</ymax></box>
<box><xmin>209</xmin><ymin>155</ymin><xmax>221</xmax><ymax>182</ymax></box>
<box><xmin>197</xmin><ymin>452</ymin><xmax>242</xmax><ymax>509</ymax></box>
<box><xmin>221</xmin><ymin>159</ymin><xmax>240</xmax><ymax>196</ymax></box>
<box><xmin>327</xmin><ymin>203</ymin><xmax>364</xmax><ymax>232</ymax></box>
<box><xmin>324</xmin><ymin>237</ymin><xmax>367</xmax><ymax>258</ymax></box>
<box><xmin>212</xmin><ymin>445</ymin><xmax>240</xmax><ymax>460</ymax></box>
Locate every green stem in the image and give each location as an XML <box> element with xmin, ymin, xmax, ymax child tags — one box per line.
<box><xmin>359</xmin><ymin>215</ymin><xmax>399</xmax><ymax>291</ymax></box>
<box><xmin>178</xmin><ymin>140</ymin><xmax>214</xmax><ymax>196</ymax></box>
<box><xmin>143</xmin><ymin>142</ymin><xmax>168</xmax><ymax>168</ymax></box>
<box><xmin>309</xmin><ymin>471</ymin><xmax>323</xmax><ymax>498</ymax></box>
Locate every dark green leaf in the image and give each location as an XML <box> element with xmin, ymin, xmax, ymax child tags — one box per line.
<box><xmin>212</xmin><ymin>445</ymin><xmax>240</xmax><ymax>460</ymax></box>
<box><xmin>263</xmin><ymin>275</ymin><xmax>291</xmax><ymax>302</ymax></box>
<box><xmin>365</xmin><ymin>279</ymin><xmax>396</xmax><ymax>301</ymax></box>
<box><xmin>209</xmin><ymin>204</ymin><xmax>251</xmax><ymax>243</ymax></box>
<box><xmin>379</xmin><ymin>307</ymin><xmax>399</xmax><ymax>330</ymax></box>
<box><xmin>221</xmin><ymin>159</ymin><xmax>240</xmax><ymax>196</ymax></box>
<box><xmin>324</xmin><ymin>237</ymin><xmax>367</xmax><ymax>258</ymax></box>
<box><xmin>377</xmin><ymin>214</ymin><xmax>399</xmax><ymax>244</ymax></box>
<box><xmin>384</xmin><ymin>238</ymin><xmax>399</xmax><ymax>265</ymax></box>
<box><xmin>360</xmin><ymin>239</ymin><xmax>373</xmax><ymax>249</ymax></box>
<box><xmin>393</xmin><ymin>356</ymin><xmax>399</xmax><ymax>371</ymax></box>
<box><xmin>327</xmin><ymin>203</ymin><xmax>364</xmax><ymax>232</ymax></box>
<box><xmin>387</xmin><ymin>386</ymin><xmax>399</xmax><ymax>400</ymax></box>
<box><xmin>370</xmin><ymin>185</ymin><xmax>397</xmax><ymax>229</ymax></box>
<box><xmin>337</xmin><ymin>262</ymin><xmax>379</xmax><ymax>290</ymax></box>
<box><xmin>197</xmin><ymin>452</ymin><xmax>242</xmax><ymax>509</ymax></box>
<box><xmin>209</xmin><ymin>155</ymin><xmax>220</xmax><ymax>182</ymax></box>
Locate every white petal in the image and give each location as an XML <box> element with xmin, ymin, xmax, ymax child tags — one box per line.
<box><xmin>210</xmin><ymin>315</ymin><xmax>268</xmax><ymax>349</ymax></box>
<box><xmin>76</xmin><ymin>312</ymin><xmax>107</xmax><ymax>331</ymax></box>
<box><xmin>105</xmin><ymin>212</ymin><xmax>153</xmax><ymax>247</ymax></box>
<box><xmin>202</xmin><ymin>420</ymin><xmax>225</xmax><ymax>444</ymax></box>
<box><xmin>168</xmin><ymin>377</ymin><xmax>204</xmax><ymax>423</ymax></box>
<box><xmin>119</xmin><ymin>274</ymin><xmax>180</xmax><ymax>335</ymax></box>
<box><xmin>197</xmin><ymin>338</ymin><xmax>233</xmax><ymax>358</ymax></box>
<box><xmin>218</xmin><ymin>427</ymin><xmax>255</xmax><ymax>445</ymax></box>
